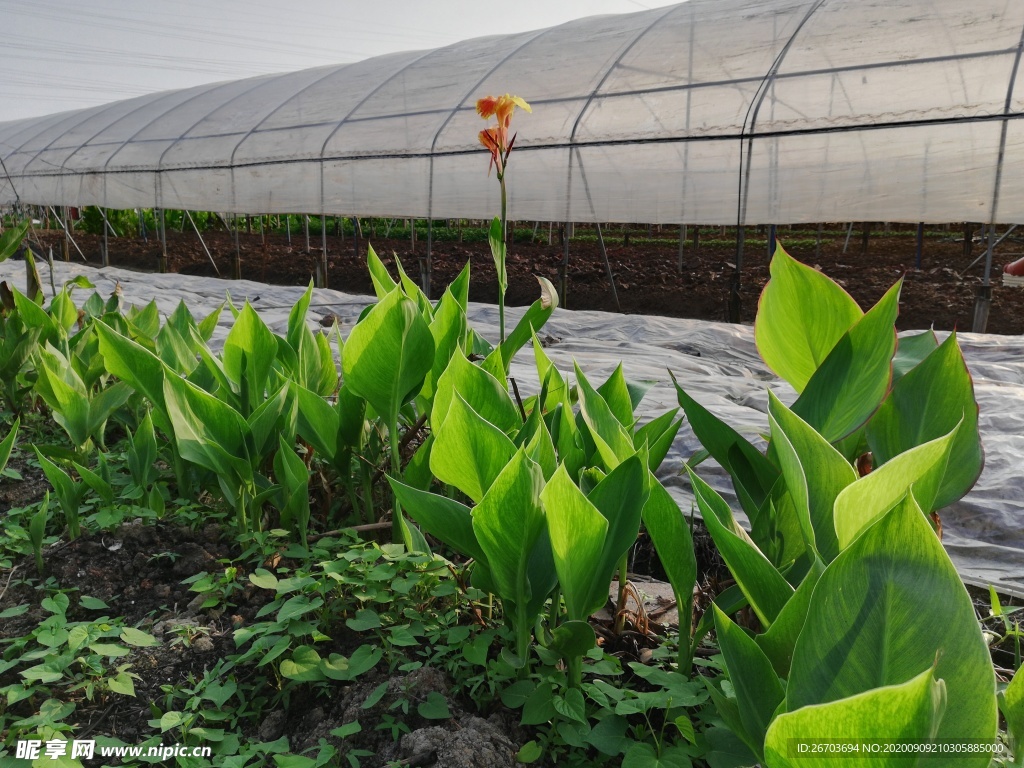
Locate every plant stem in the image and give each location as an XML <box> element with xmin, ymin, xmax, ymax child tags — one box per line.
<box><xmin>390</xmin><ymin>417</ymin><xmax>403</xmax><ymax>544</ymax></box>
<box><xmin>516</xmin><ymin>604</ymin><xmax>532</xmax><ymax>679</ymax></box>
<box><xmin>614</xmin><ymin>554</ymin><xmax>628</xmax><ymax>635</ymax></box>
<box><xmin>499</xmin><ymin>173</ymin><xmax>507</xmax><ymax>344</ymax></box>
<box><xmin>566</xmin><ymin>654</ymin><xmax>583</xmax><ymax>689</ymax></box>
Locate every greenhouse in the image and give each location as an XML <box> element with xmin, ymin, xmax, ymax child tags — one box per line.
<box><xmin>1</xmin><ymin>0</ymin><xmax>1023</xmax><ymax>764</ymax></box>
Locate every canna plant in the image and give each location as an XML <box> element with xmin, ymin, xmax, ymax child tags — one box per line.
<box><xmin>477</xmin><ymin>93</ymin><xmax>531</xmax><ymax>343</ymax></box>
<box><xmin>676</xmin><ymin>246</ymin><xmax>994</xmax><ymax>764</ymax></box>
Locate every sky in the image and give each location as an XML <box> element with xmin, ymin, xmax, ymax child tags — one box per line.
<box><xmin>1</xmin><ymin>0</ymin><xmax>678</xmax><ymax>122</ymax></box>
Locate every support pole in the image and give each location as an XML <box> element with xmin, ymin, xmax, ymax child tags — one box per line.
<box><xmin>595</xmin><ymin>223</ymin><xmax>620</xmax><ymax>312</ymax></box>
<box><xmin>973</xmin><ymin>223</ymin><xmax>996</xmax><ymax>333</ymax></box>
<box><xmin>232</xmin><ymin>215</ymin><xmax>241</xmax><ymax>280</ymax></box>
<box><xmin>158</xmin><ymin>209</ymin><xmax>168</xmax><ymax>273</ymax></box>
<box><xmin>184</xmin><ymin>210</ymin><xmax>220</xmax><ymax>277</ymax></box>
<box><xmin>915</xmin><ymin>223</ymin><xmax>924</xmax><ymax>269</ymax></box>
<box><xmin>842</xmin><ymin>222</ymin><xmax>854</xmax><ymax>254</ymax></box>
<box><xmin>304</xmin><ymin>215</ymin><xmax>310</xmax><ymax>254</ymax></box>
<box><xmin>728</xmin><ymin>227</ymin><xmax>744</xmax><ymax>323</ymax></box>
<box><xmin>815</xmin><ymin>222</ymin><xmax>823</xmax><ymax>258</ymax></box>
<box><xmin>678</xmin><ymin>225</ymin><xmax>687</xmax><ymax>272</ymax></box>
<box><xmin>286</xmin><ymin>215</ymin><xmax>291</xmax><ymax>246</ymax></box>
<box><xmin>49</xmin><ymin>206</ymin><xmax>84</xmax><ymax>262</ymax></box>
<box><xmin>100</xmin><ymin>208</ymin><xmax>110</xmax><ymax>267</ymax></box>
<box><xmin>768</xmin><ymin>224</ymin><xmax>777</xmax><ymax>257</ymax></box>
<box><xmin>424</xmin><ymin>218</ymin><xmax>432</xmax><ymax>297</ymax></box>
<box><xmin>320</xmin><ymin>214</ymin><xmax>328</xmax><ymax>289</ymax></box>
<box><xmin>860</xmin><ymin>222</ymin><xmax>871</xmax><ymax>256</ymax></box>
<box><xmin>560</xmin><ymin>222</ymin><xmax>571</xmax><ymax>307</ymax></box>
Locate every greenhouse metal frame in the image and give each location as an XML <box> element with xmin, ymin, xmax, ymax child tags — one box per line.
<box><xmin>2</xmin><ymin>0</ymin><xmax>1024</xmax><ymax>327</ymax></box>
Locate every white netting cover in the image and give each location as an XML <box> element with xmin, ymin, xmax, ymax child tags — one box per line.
<box><xmin>2</xmin><ymin>0</ymin><xmax>1024</xmax><ymax>224</ymax></box>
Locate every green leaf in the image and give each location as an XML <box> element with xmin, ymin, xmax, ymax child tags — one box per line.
<box><xmin>389</xmin><ymin>479</ymin><xmax>484</xmax><ymax>563</ymax></box>
<box><xmin>108</xmin><ymin>671</ymin><xmax>136</xmax><ymax>697</ymax></box>
<box><xmin>641</xmin><ymin>478</ymin><xmax>697</xmax><ymax>634</ymax></box>
<box><xmin>420</xmin><ymin>287</ymin><xmax>467</xmax><ymax>407</ymax></box>
<box><xmin>249</xmin><ymin>569</ymin><xmax>279</xmax><ymax>591</ymax></box>
<box><xmin>433</xmin><ymin>347</ymin><xmax>519</xmax><ymax>435</ymax></box>
<box><xmin>549</xmin><ymin>620</ymin><xmax>597</xmax><ymax>659</ymax></box>
<box><xmin>431</xmin><ymin>391</ymin><xmax>516</xmax><ymax>503</ymax></box>
<box><xmin>867</xmin><ymin>332</ymin><xmax>983</xmax><ymax>510</ymax></box>
<box><xmin>765</xmin><ymin>668</ymin><xmax>946</xmax><ymax>768</ymax></box>
<box><xmin>1002</xmin><ymin>665</ymin><xmax>1024</xmax><ymax>754</ymax></box>
<box><xmin>622</xmin><ymin>742</ymin><xmax>691</xmax><ymax>768</ymax></box>
<box><xmin>0</xmin><ymin>219</ymin><xmax>29</xmax><ymax>262</ymax></box>
<box><xmin>687</xmin><ymin>468</ymin><xmax>793</xmax><ymax>627</ymax></box>
<box><xmin>95</xmin><ymin>320</ymin><xmax>168</xmax><ymax>414</ymax></box>
<box><xmin>160</xmin><ymin>711</ymin><xmax>186</xmax><ymax>732</ymax></box>
<box><xmin>755</xmin><ymin>558</ymin><xmax>825</xmax><ymax>678</ymax></box>
<box><xmin>516</xmin><ymin>740</ymin><xmax>543</xmax><ymax>764</ymax></box>
<box><xmin>0</xmin><ymin>417</ymin><xmax>18</xmax><ymax>476</ymax></box>
<box><xmin>542</xmin><ymin>463</ymin><xmax>609</xmax><ymax>621</ymax></box>
<box><xmin>498</xmin><ymin>277</ymin><xmax>558</xmax><ymax>372</ymax></box>
<box><xmin>787</xmin><ymin>494</ymin><xmax>996</xmax><ymax>764</ymax></box>
<box><xmin>473</xmin><ymin>449</ymin><xmax>547</xmax><ymax>607</ymax></box>
<box><xmin>674</xmin><ymin>379</ymin><xmax>778</xmax><ymax>515</ymax></box>
<box><xmin>713</xmin><ymin>605</ymin><xmax>784</xmax><ymax>761</ymax></box>
<box><xmin>791</xmin><ymin>280</ymin><xmax>900</xmax><ymax>442</ymax></box>
<box><xmin>120</xmin><ymin>627</ymin><xmax>159</xmax><ymax>647</ymax></box>
<box><xmin>767</xmin><ymin>392</ymin><xmax>857</xmax><ymax>562</ymax></box>
<box><xmin>342</xmin><ymin>287</ymin><xmax>434</xmax><ymax>428</ymax></box>
<box><xmin>346</xmin><ymin>609</ymin><xmax>381</xmax><ymax>632</ymax></box>
<box><xmin>222</xmin><ymin>302</ymin><xmax>279</xmax><ymax>413</ymax></box>
<box><xmin>417</xmin><ymin>691</ymin><xmax>451</xmax><ymax>720</ymax></box>
<box><xmin>280</xmin><ymin>646</ymin><xmax>326</xmax><ymax>682</ymax></box>
<box><xmin>833</xmin><ymin>424</ymin><xmax>957</xmax><ymax>550</ymax></box>
<box><xmin>367</xmin><ymin>244</ymin><xmax>399</xmax><ymax>298</ymax></box>
<box><xmin>892</xmin><ymin>329</ymin><xmax>939</xmax><ymax>382</ymax></box>
<box><xmin>755</xmin><ymin>245</ymin><xmax>863</xmax><ymax>393</ymax></box>
<box><xmin>575</xmin><ymin>362</ymin><xmax>635</xmax><ymax>469</ymax></box>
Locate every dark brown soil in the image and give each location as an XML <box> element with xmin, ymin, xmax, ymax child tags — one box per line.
<box><xmin>30</xmin><ymin>222</ymin><xmax>1024</xmax><ymax>335</ymax></box>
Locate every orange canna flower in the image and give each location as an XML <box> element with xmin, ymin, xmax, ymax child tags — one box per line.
<box><xmin>478</xmin><ymin>126</ymin><xmax>503</xmax><ymax>175</ymax></box>
<box><xmin>476</xmin><ymin>94</ymin><xmax>531</xmax><ymax>176</ymax></box>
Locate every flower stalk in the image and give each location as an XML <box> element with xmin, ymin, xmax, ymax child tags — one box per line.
<box><xmin>477</xmin><ymin>94</ymin><xmax>531</xmax><ymax>343</ymax></box>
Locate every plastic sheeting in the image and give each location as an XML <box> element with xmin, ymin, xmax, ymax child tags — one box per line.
<box><xmin>2</xmin><ymin>259</ymin><xmax>1022</xmax><ymax>595</ymax></box>
<box><xmin>3</xmin><ymin>0</ymin><xmax>1024</xmax><ymax>225</ymax></box>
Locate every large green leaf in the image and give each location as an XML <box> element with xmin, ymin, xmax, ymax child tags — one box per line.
<box><xmin>791</xmin><ymin>280</ymin><xmax>901</xmax><ymax>442</ymax></box>
<box><xmin>787</xmin><ymin>494</ymin><xmax>996</xmax><ymax>765</ymax></box>
<box><xmin>389</xmin><ymin>479</ymin><xmax>484</xmax><ymax>563</ymax></box>
<box><xmin>596</xmin><ymin>364</ymin><xmax>635</xmax><ymax>430</ymax></box>
<box><xmin>294</xmin><ymin>384</ymin><xmax>340</xmax><ymax>462</ymax></box>
<box><xmin>641</xmin><ymin>478</ymin><xmax>697</xmax><ymax>634</ymax></box>
<box><xmin>430</xmin><ymin>392</ymin><xmax>516</xmax><ymax>503</ymax></box>
<box><xmin>892</xmin><ymin>329</ymin><xmax>938</xmax><ymax>383</ymax></box>
<box><xmin>768</xmin><ymin>392</ymin><xmax>857</xmax><ymax>562</ymax></box>
<box><xmin>755</xmin><ymin>245</ymin><xmax>863</xmax><ymax>393</ymax></box>
<box><xmin>586</xmin><ymin>456</ymin><xmax>649</xmax><ymax>613</ymax></box>
<box><xmin>433</xmin><ymin>347</ymin><xmax>519</xmax><ymax>435</ymax></box>
<box><xmin>472</xmin><ymin>449</ymin><xmax>546</xmax><ymax>607</ymax></box>
<box><xmin>498</xmin><ymin>277</ymin><xmax>558</xmax><ymax>373</ymax></box>
<box><xmin>634</xmin><ymin>410</ymin><xmax>683</xmax><ymax>473</ymax></box>
<box><xmin>223</xmin><ymin>303</ymin><xmax>279</xmax><ymax>415</ymax></box>
<box><xmin>833</xmin><ymin>424</ymin><xmax>957</xmax><ymax>550</ymax></box>
<box><xmin>541</xmin><ymin>463</ymin><xmax>608</xmax><ymax>621</ymax></box>
<box><xmin>714</xmin><ymin>605</ymin><xmax>785</xmax><ymax>761</ymax></box>
<box><xmin>342</xmin><ymin>288</ymin><xmax>434</xmax><ymax>427</ymax></box>
<box><xmin>686</xmin><ymin>468</ymin><xmax>793</xmax><ymax>627</ymax></box>
<box><xmin>674</xmin><ymin>378</ymin><xmax>778</xmax><ymax>515</ymax></box>
<box><xmin>1002</xmin><ymin>665</ymin><xmax>1024</xmax><ymax>755</ymax></box>
<box><xmin>867</xmin><ymin>332</ymin><xmax>983</xmax><ymax>510</ymax></box>
<box><xmin>0</xmin><ymin>417</ymin><xmax>19</xmax><ymax>475</ymax></box>
<box><xmin>419</xmin><ymin>287</ymin><xmax>467</xmax><ymax>408</ymax></box>
<box><xmin>162</xmin><ymin>373</ymin><xmax>251</xmax><ymax>488</ymax></box>
<box><xmin>575</xmin><ymin>362</ymin><xmax>635</xmax><ymax>470</ymax></box>
<box><xmin>0</xmin><ymin>219</ymin><xmax>29</xmax><ymax>262</ymax></box>
<box><xmin>755</xmin><ymin>558</ymin><xmax>825</xmax><ymax>678</ymax></box>
<box><xmin>367</xmin><ymin>244</ymin><xmax>398</xmax><ymax>299</ymax></box>
<box><xmin>95</xmin><ymin>320</ymin><xmax>167</xmax><ymax>415</ymax></box>
<box><xmin>765</xmin><ymin>668</ymin><xmax>946</xmax><ymax>768</ymax></box>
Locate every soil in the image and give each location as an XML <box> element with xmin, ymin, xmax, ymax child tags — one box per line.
<box><xmin>29</xmin><ymin>222</ymin><xmax>1024</xmax><ymax>335</ymax></box>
